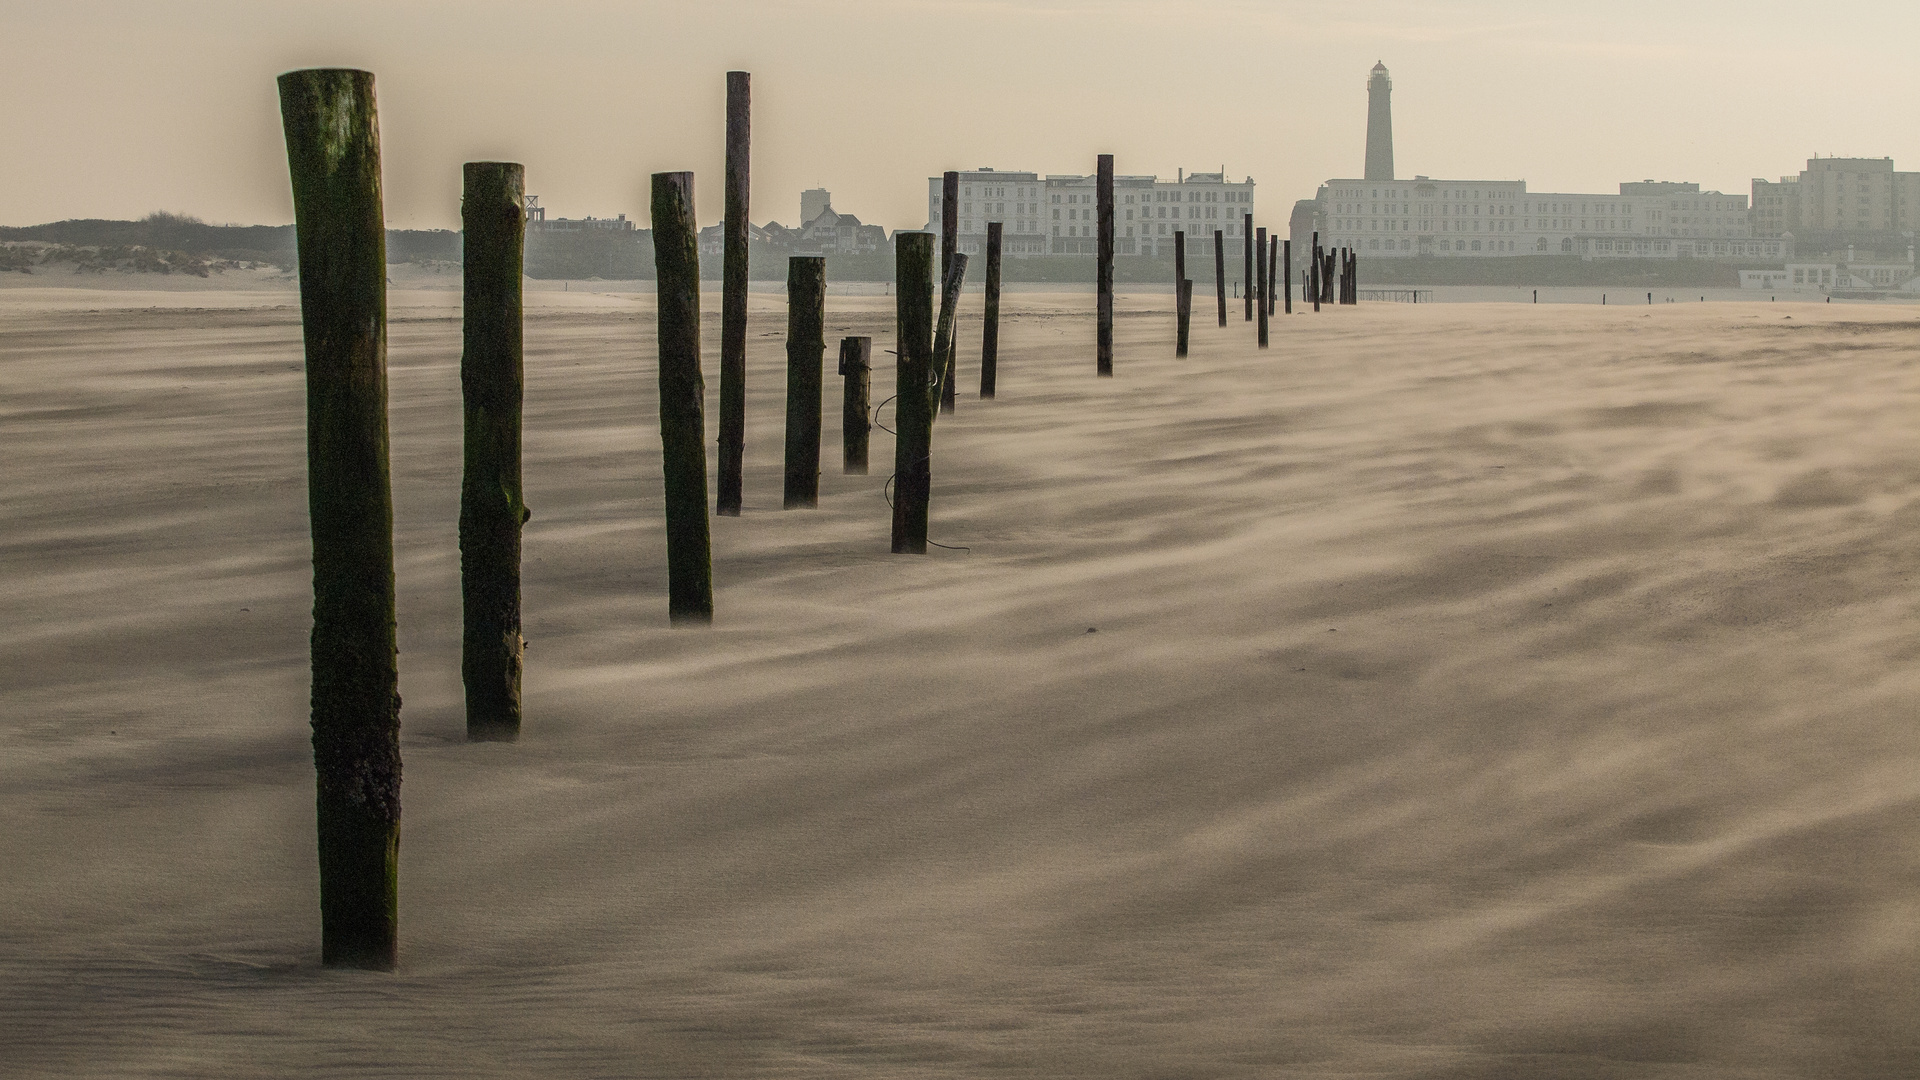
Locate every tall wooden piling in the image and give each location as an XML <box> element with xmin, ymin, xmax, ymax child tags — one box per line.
<box><xmin>891</xmin><ymin>233</ymin><xmax>935</xmax><ymax>554</ymax></box>
<box><xmin>1174</xmin><ymin>229</ymin><xmax>1188</xmax><ymax>357</ymax></box>
<box><xmin>783</xmin><ymin>256</ymin><xmax>826</xmax><ymax>509</ymax></box>
<box><xmin>716</xmin><ymin>71</ymin><xmax>750</xmax><ymax>516</ymax></box>
<box><xmin>1268</xmin><ymin>238</ymin><xmax>1280</xmax><ymax>317</ymax></box>
<box><xmin>459</xmin><ymin>161</ymin><xmax>526</xmax><ymax>744</ymax></box>
<box><xmin>279</xmin><ymin>67</ymin><xmax>400</xmax><ymax>970</ymax></box>
<box><xmin>1310</xmin><ymin>232</ymin><xmax>1322</xmax><ymax>313</ymax></box>
<box><xmin>1213</xmin><ymin>230</ymin><xmax>1227</xmax><ymax>327</ymax></box>
<box><xmin>939</xmin><ymin>171</ymin><xmax>959</xmax><ymax>413</ymax></box>
<box><xmin>1096</xmin><ymin>154</ymin><xmax>1114</xmax><ymax>376</ymax></box>
<box><xmin>1243</xmin><ymin>214</ymin><xmax>1254</xmax><ymax>321</ymax></box>
<box><xmin>981</xmin><ymin>221</ymin><xmax>1002</xmax><ymax>398</ymax></box>
<box><xmin>932</xmin><ymin>252</ymin><xmax>968</xmax><ymax>415</ymax></box>
<box><xmin>650</xmin><ymin>172</ymin><xmax>713</xmax><ymax>624</ymax></box>
<box><xmin>841</xmin><ymin>336</ymin><xmax>870</xmax><ymax>474</ymax></box>
<box><xmin>1255</xmin><ymin>228</ymin><xmax>1269</xmax><ymax>349</ymax></box>
<box><xmin>1283</xmin><ymin>239</ymin><xmax>1293</xmax><ymax>315</ymax></box>
<box><xmin>1179</xmin><ymin>280</ymin><xmax>1193</xmax><ymax>356</ymax></box>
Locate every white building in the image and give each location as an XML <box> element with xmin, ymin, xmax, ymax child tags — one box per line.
<box><xmin>927</xmin><ymin>168</ymin><xmax>1256</xmax><ymax>258</ymax></box>
<box><xmin>1313</xmin><ymin>177</ymin><xmax>1786</xmax><ymax>261</ymax></box>
<box><xmin>925</xmin><ymin>170</ymin><xmax>1048</xmax><ymax>259</ymax></box>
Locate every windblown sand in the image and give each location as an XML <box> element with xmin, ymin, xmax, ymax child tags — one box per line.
<box><xmin>3</xmin><ymin>286</ymin><xmax>1917</xmax><ymax>1078</ymax></box>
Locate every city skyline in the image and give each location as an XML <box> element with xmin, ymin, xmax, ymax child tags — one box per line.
<box><xmin>5</xmin><ymin>0</ymin><xmax>1919</xmax><ymax>232</ymax></box>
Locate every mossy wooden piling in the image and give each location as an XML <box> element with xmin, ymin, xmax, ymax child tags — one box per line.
<box><xmin>840</xmin><ymin>336</ymin><xmax>871</xmax><ymax>474</ymax></box>
<box><xmin>458</xmin><ymin>160</ymin><xmax>526</xmax><ymax>744</ymax></box>
<box><xmin>650</xmin><ymin>172</ymin><xmax>713</xmax><ymax>624</ymax></box>
<box><xmin>932</xmin><ymin>251</ymin><xmax>968</xmax><ymax>415</ymax></box>
<box><xmin>1255</xmin><ymin>228</ymin><xmax>1269</xmax><ymax>349</ymax></box>
<box><xmin>939</xmin><ymin>171</ymin><xmax>959</xmax><ymax>414</ymax></box>
<box><xmin>981</xmin><ymin>221</ymin><xmax>1002</xmax><ymax>398</ymax></box>
<box><xmin>1283</xmin><ymin>239</ymin><xmax>1293</xmax><ymax>315</ymax></box>
<box><xmin>1213</xmin><ymin>229</ymin><xmax>1227</xmax><ymax>327</ymax></box>
<box><xmin>717</xmin><ymin>71</ymin><xmax>750</xmax><ymax>516</ymax></box>
<box><xmin>1174</xmin><ymin>229</ymin><xmax>1188</xmax><ymax>357</ymax></box>
<box><xmin>1268</xmin><ymin>238</ymin><xmax>1280</xmax><ymax>317</ymax></box>
<box><xmin>278</xmin><ymin>66</ymin><xmax>400</xmax><ymax>971</ymax></box>
<box><xmin>1096</xmin><ymin>154</ymin><xmax>1114</xmax><ymax>377</ymax></box>
<box><xmin>1242</xmin><ymin>214</ymin><xmax>1254</xmax><ymax>321</ymax></box>
<box><xmin>891</xmin><ymin>233</ymin><xmax>935</xmax><ymax>554</ymax></box>
<box><xmin>783</xmin><ymin>256</ymin><xmax>826</xmax><ymax>508</ymax></box>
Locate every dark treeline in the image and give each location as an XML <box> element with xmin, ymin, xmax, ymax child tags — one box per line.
<box><xmin>0</xmin><ymin>216</ymin><xmax>460</xmax><ymax>269</ymax></box>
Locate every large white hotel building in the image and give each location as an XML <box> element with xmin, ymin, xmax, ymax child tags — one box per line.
<box><xmin>1309</xmin><ymin>63</ymin><xmax>1789</xmax><ymax>262</ymax></box>
<box><xmin>1315</xmin><ymin>178</ymin><xmax>1786</xmax><ymax>261</ymax></box>
<box><xmin>926</xmin><ymin>168</ymin><xmax>1257</xmax><ymax>259</ymax></box>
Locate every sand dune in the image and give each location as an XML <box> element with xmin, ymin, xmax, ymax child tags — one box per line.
<box><xmin>2</xmin><ymin>286</ymin><xmax>1917</xmax><ymax>1077</ymax></box>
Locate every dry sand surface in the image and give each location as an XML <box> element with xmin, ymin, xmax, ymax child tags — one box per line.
<box><xmin>3</xmin><ymin>285</ymin><xmax>1919</xmax><ymax>1078</ymax></box>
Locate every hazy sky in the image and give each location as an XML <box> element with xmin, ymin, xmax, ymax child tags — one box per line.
<box><xmin>5</xmin><ymin>0</ymin><xmax>1918</xmax><ymax>231</ymax></box>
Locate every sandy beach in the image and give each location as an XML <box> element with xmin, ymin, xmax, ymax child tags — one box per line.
<box><xmin>3</xmin><ymin>284</ymin><xmax>1917</xmax><ymax>1077</ymax></box>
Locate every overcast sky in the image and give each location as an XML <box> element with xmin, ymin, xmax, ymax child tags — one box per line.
<box><xmin>5</xmin><ymin>0</ymin><xmax>1917</xmax><ymax>231</ymax></box>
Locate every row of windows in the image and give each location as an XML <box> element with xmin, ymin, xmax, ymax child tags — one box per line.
<box><xmin>1049</xmin><ymin>223</ymin><xmax>1250</xmax><ymax>238</ymax></box>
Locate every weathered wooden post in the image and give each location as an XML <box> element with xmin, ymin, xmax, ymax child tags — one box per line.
<box><xmin>716</xmin><ymin>71</ymin><xmax>750</xmax><ymax>516</ymax></box>
<box><xmin>1255</xmin><ymin>228</ymin><xmax>1269</xmax><ymax>349</ymax></box>
<box><xmin>1243</xmin><ymin>214</ymin><xmax>1254</xmax><ymax>321</ymax></box>
<box><xmin>459</xmin><ymin>160</ymin><xmax>526</xmax><ymax>744</ymax></box>
<box><xmin>783</xmin><ymin>256</ymin><xmax>826</xmax><ymax>508</ymax></box>
<box><xmin>1283</xmin><ymin>239</ymin><xmax>1293</xmax><ymax>315</ymax></box>
<box><xmin>1326</xmin><ymin>251</ymin><xmax>1337</xmax><ymax>306</ymax></box>
<box><xmin>1310</xmin><ymin>232</ymin><xmax>1321</xmax><ymax>313</ymax></box>
<box><xmin>279</xmin><ymin>67</ymin><xmax>400</xmax><ymax>970</ymax></box>
<box><xmin>1213</xmin><ymin>229</ymin><xmax>1227</xmax><ymax>327</ymax></box>
<box><xmin>1174</xmin><ymin>229</ymin><xmax>1188</xmax><ymax>357</ymax></box>
<box><xmin>981</xmin><ymin>221</ymin><xmax>1002</xmax><ymax>398</ymax></box>
<box><xmin>1179</xmin><ymin>279</ymin><xmax>1193</xmax><ymax>355</ymax></box>
<box><xmin>1096</xmin><ymin>154</ymin><xmax>1114</xmax><ymax>376</ymax></box>
<box><xmin>841</xmin><ymin>336</ymin><xmax>870</xmax><ymax>474</ymax></box>
<box><xmin>651</xmin><ymin>172</ymin><xmax>713</xmax><ymax>624</ymax></box>
<box><xmin>939</xmin><ymin>171</ymin><xmax>959</xmax><ymax>414</ymax></box>
<box><xmin>1269</xmin><ymin>238</ymin><xmax>1280</xmax><ymax>317</ymax></box>
<box><xmin>891</xmin><ymin>233</ymin><xmax>935</xmax><ymax>554</ymax></box>
<box><xmin>932</xmin><ymin>251</ymin><xmax>968</xmax><ymax>416</ymax></box>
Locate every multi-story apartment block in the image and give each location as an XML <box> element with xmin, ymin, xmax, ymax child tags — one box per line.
<box><xmin>928</xmin><ymin>168</ymin><xmax>1256</xmax><ymax>259</ymax></box>
<box><xmin>1751</xmin><ymin>157</ymin><xmax>1920</xmax><ymax>238</ymax></box>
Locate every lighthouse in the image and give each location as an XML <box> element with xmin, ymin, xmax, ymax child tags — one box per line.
<box><xmin>1365</xmin><ymin>62</ymin><xmax>1394</xmax><ymax>181</ymax></box>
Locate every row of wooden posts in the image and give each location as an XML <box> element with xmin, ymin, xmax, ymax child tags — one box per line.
<box><xmin>280</xmin><ymin>68</ymin><xmax>1017</xmax><ymax>968</ymax></box>
<box><xmin>279</xmin><ymin>66</ymin><xmax>1367</xmax><ymax>969</ymax></box>
<box><xmin>1144</xmin><ymin>213</ymin><xmax>1359</xmax><ymax>357</ymax></box>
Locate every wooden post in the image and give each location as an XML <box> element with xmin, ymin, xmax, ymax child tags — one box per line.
<box><xmin>1243</xmin><ymin>214</ymin><xmax>1254</xmax><ymax>321</ymax></box>
<box><xmin>1283</xmin><ymin>239</ymin><xmax>1293</xmax><ymax>315</ymax></box>
<box><xmin>1269</xmin><ymin>238</ymin><xmax>1280</xmax><ymax>317</ymax></box>
<box><xmin>782</xmin><ymin>256</ymin><xmax>826</xmax><ymax>509</ymax></box>
<box><xmin>1256</xmin><ymin>228</ymin><xmax>1269</xmax><ymax>349</ymax></box>
<box><xmin>981</xmin><ymin>221</ymin><xmax>1002</xmax><ymax>398</ymax></box>
<box><xmin>932</xmin><ymin>251</ymin><xmax>968</xmax><ymax>418</ymax></box>
<box><xmin>279</xmin><ymin>67</ymin><xmax>400</xmax><ymax>971</ymax></box>
<box><xmin>1310</xmin><ymin>232</ymin><xmax>1321</xmax><ymax>313</ymax></box>
<box><xmin>1179</xmin><ymin>280</ymin><xmax>1193</xmax><ymax>357</ymax></box>
<box><xmin>650</xmin><ymin>172</ymin><xmax>713</xmax><ymax>624</ymax></box>
<box><xmin>459</xmin><ymin>161</ymin><xmax>526</xmax><ymax>744</ymax></box>
<box><xmin>1213</xmin><ymin>229</ymin><xmax>1227</xmax><ymax>327</ymax></box>
<box><xmin>1096</xmin><ymin>154</ymin><xmax>1114</xmax><ymax>376</ymax></box>
<box><xmin>716</xmin><ymin>71</ymin><xmax>749</xmax><ymax>516</ymax></box>
<box><xmin>939</xmin><ymin>171</ymin><xmax>959</xmax><ymax>413</ymax></box>
<box><xmin>841</xmin><ymin>336</ymin><xmax>870</xmax><ymax>474</ymax></box>
<box><xmin>891</xmin><ymin>233</ymin><xmax>935</xmax><ymax>554</ymax></box>
<box><xmin>1174</xmin><ymin>229</ymin><xmax>1187</xmax><ymax>357</ymax></box>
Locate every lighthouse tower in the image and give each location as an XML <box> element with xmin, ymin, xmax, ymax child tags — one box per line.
<box><xmin>1365</xmin><ymin>61</ymin><xmax>1394</xmax><ymax>181</ymax></box>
